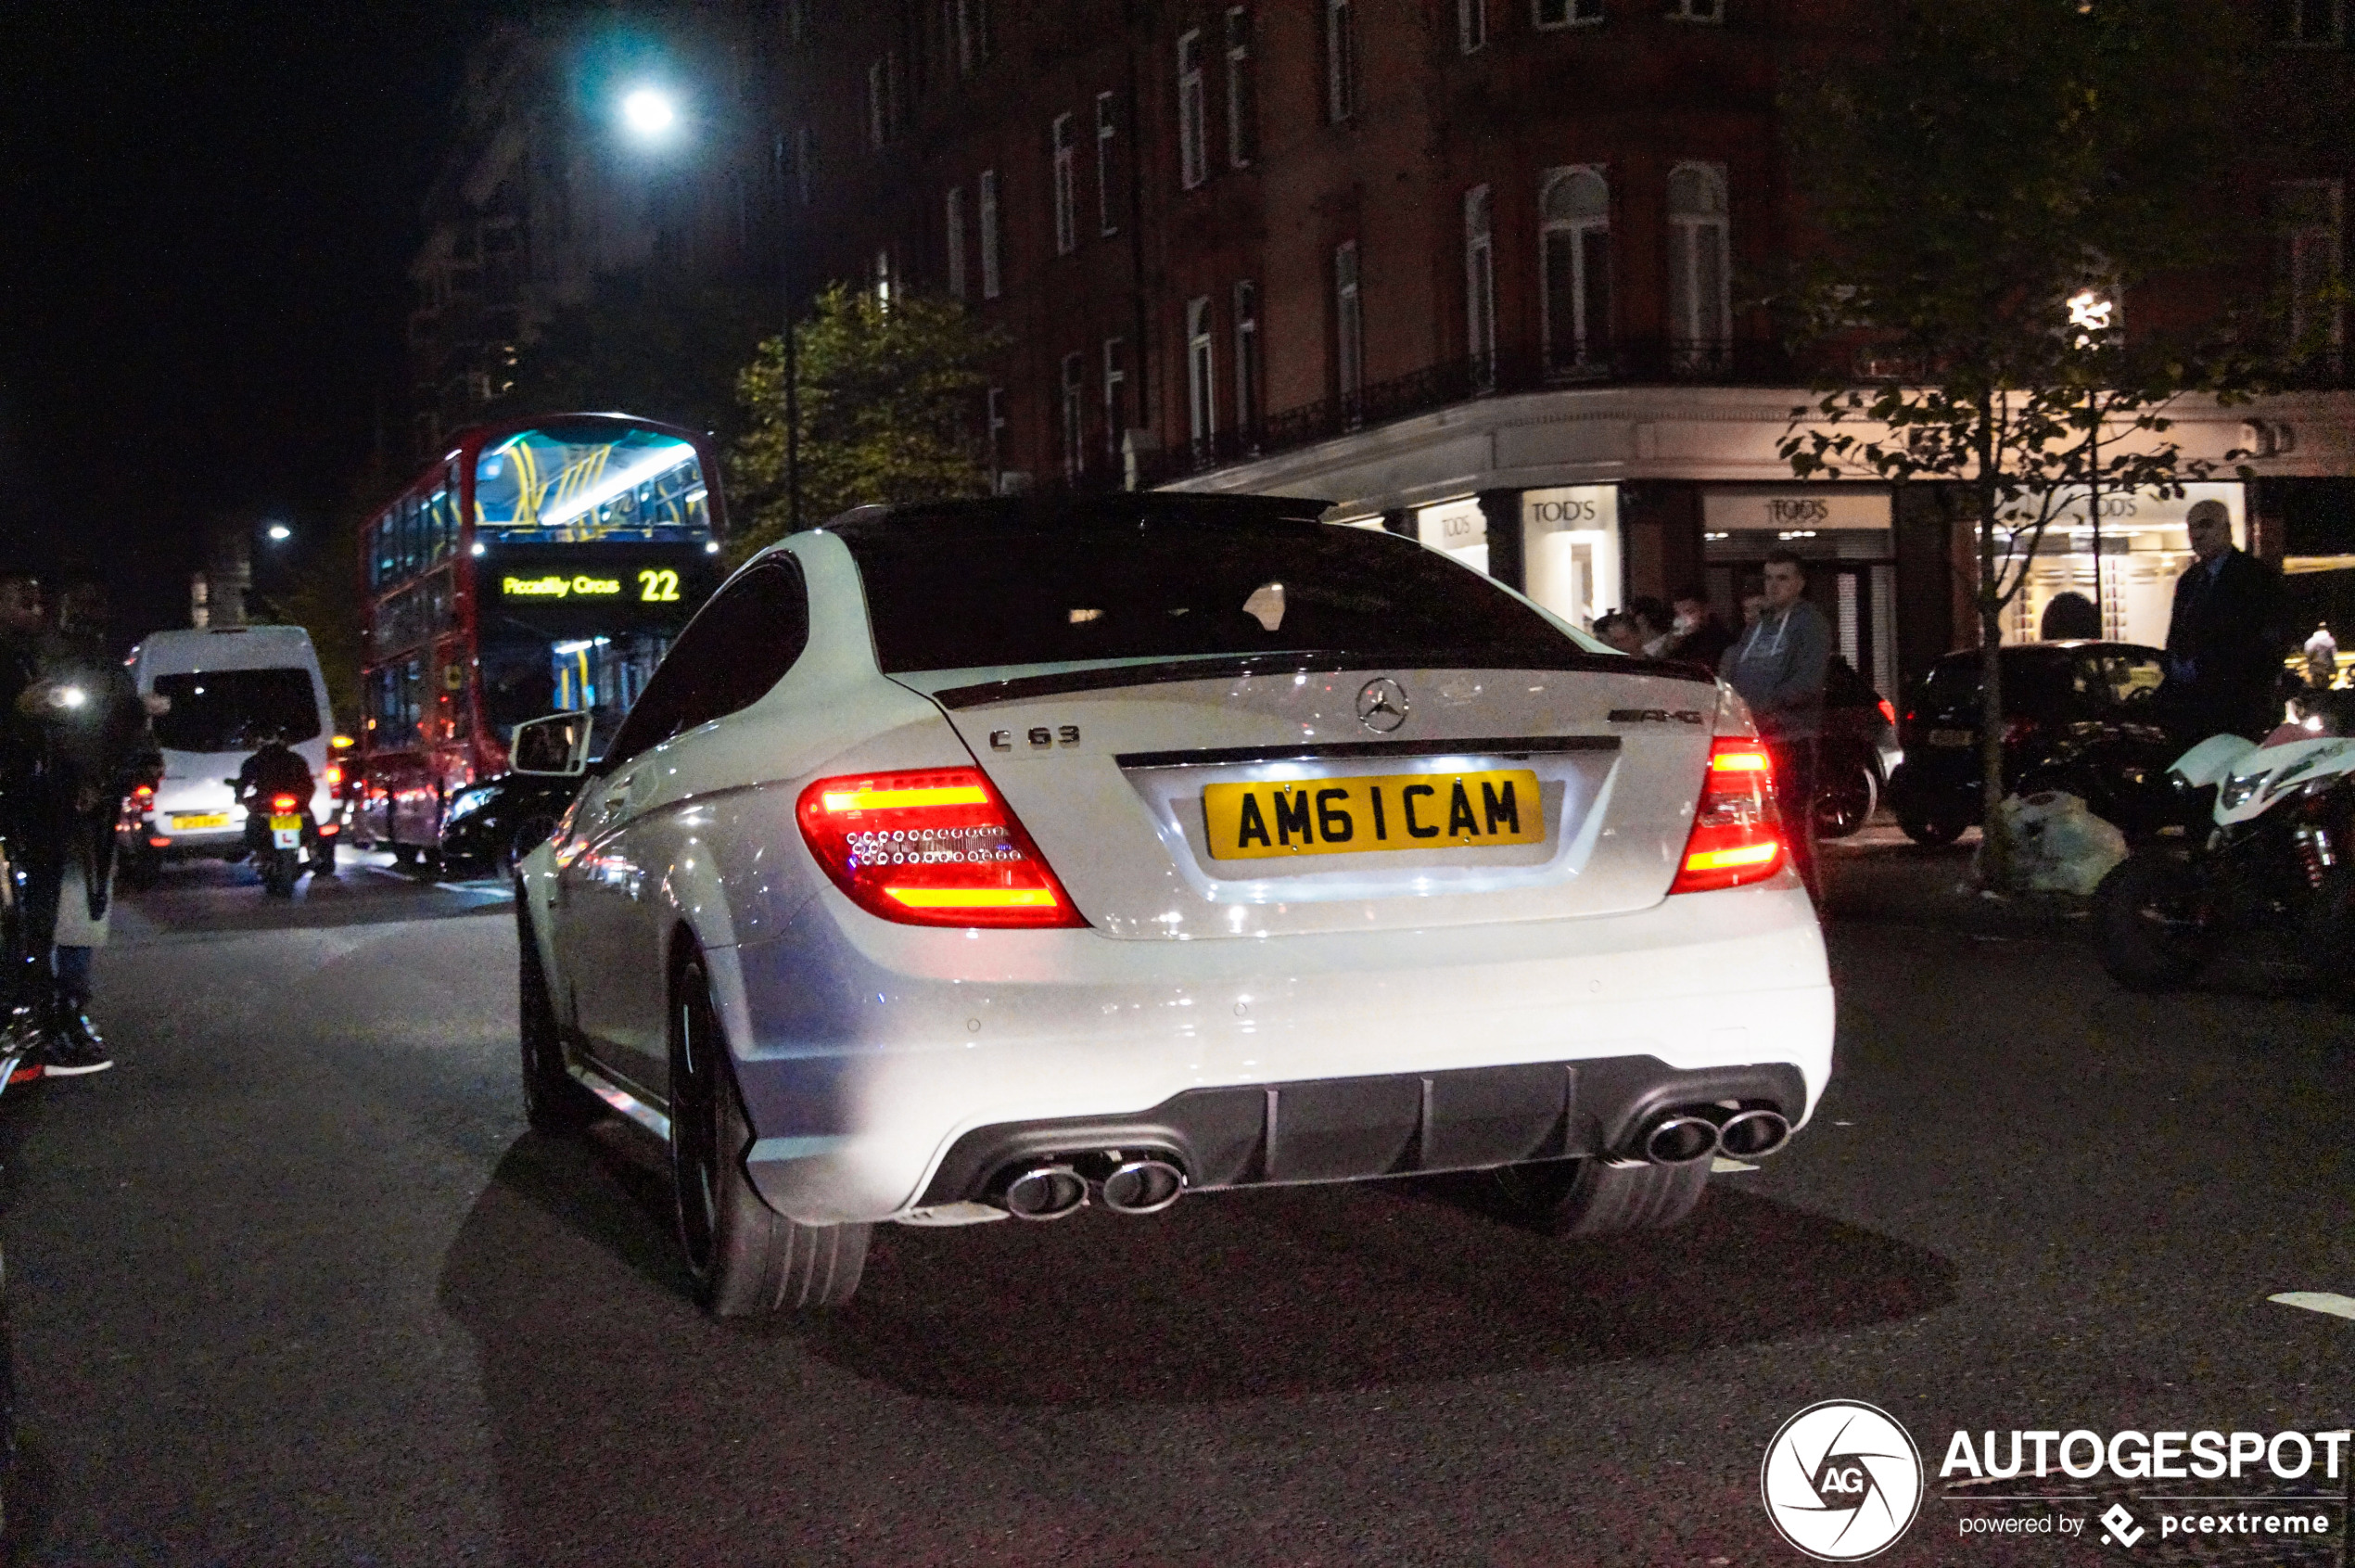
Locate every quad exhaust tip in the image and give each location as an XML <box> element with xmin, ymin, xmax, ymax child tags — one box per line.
<box><xmin>1642</xmin><ymin>1114</ymin><xmax>1722</xmax><ymax>1166</ymax></box>
<box><xmin>1715</xmin><ymin>1108</ymin><xmax>1792</xmax><ymax>1159</ymax></box>
<box><xmin>1100</xmin><ymin>1157</ymin><xmax>1186</xmax><ymax>1215</ymax></box>
<box><xmin>1001</xmin><ymin>1164</ymin><xmax>1088</xmax><ymax>1220</ymax></box>
<box><xmin>1636</xmin><ymin>1104</ymin><xmax>1793</xmax><ymax>1165</ymax></box>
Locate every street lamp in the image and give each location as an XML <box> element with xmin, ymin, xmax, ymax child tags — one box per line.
<box><xmin>613</xmin><ymin>81</ymin><xmax>799</xmax><ymax>531</ymax></box>
<box><xmin>2068</xmin><ymin>287</ymin><xmax>2115</xmax><ymax>631</ymax></box>
<box><xmin>264</xmin><ymin>523</ymin><xmax>292</xmax><ymax>543</ymax></box>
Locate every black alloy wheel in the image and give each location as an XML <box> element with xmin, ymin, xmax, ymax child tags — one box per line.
<box><xmin>668</xmin><ymin>952</ymin><xmax>870</xmax><ymax>1315</ymax></box>
<box><xmin>1814</xmin><ymin>764</ymin><xmax>1878</xmax><ymax>840</ymax></box>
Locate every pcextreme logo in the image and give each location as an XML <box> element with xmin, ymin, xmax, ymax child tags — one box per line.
<box><xmin>1762</xmin><ymin>1400</ymin><xmax>1927</xmax><ymax>1562</ymax></box>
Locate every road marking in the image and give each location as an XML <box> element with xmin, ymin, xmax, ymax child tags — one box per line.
<box><xmin>1711</xmin><ymin>1156</ymin><xmax>1758</xmax><ymax>1173</ymax></box>
<box><xmin>2269</xmin><ymin>1291</ymin><xmax>2355</xmax><ymax>1320</ymax></box>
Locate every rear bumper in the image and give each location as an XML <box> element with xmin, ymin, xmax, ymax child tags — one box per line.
<box><xmin>711</xmin><ymin>877</ymin><xmax>1834</xmax><ymax>1225</ymax></box>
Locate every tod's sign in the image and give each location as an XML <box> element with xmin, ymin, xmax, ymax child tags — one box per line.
<box><xmin>1702</xmin><ymin>489</ymin><xmax>1892</xmax><ymax>533</ymax></box>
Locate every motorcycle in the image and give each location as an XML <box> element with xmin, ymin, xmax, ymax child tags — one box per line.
<box><xmin>229</xmin><ymin>780</ymin><xmax>312</xmax><ymax>899</ymax></box>
<box><xmin>2095</xmin><ymin>693</ymin><xmax>2355</xmax><ymax>994</ymax></box>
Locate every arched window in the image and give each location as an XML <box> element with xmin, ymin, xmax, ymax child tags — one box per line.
<box><xmin>1542</xmin><ymin>167</ymin><xmax>1610</xmax><ymax>377</ymax></box>
<box><xmin>1464</xmin><ymin>185</ymin><xmax>1496</xmax><ymax>389</ymax></box>
<box><xmin>1666</xmin><ymin>162</ymin><xmax>1730</xmax><ymax>370</ymax></box>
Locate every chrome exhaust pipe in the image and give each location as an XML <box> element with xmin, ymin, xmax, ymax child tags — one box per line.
<box><xmin>999</xmin><ymin>1164</ymin><xmax>1088</xmax><ymax>1220</ymax></box>
<box><xmin>1715</xmin><ymin>1108</ymin><xmax>1792</xmax><ymax>1159</ymax></box>
<box><xmin>1099</xmin><ymin>1157</ymin><xmax>1185</xmax><ymax>1215</ymax></box>
<box><xmin>1640</xmin><ymin>1113</ymin><xmax>1722</xmax><ymax>1166</ymax></box>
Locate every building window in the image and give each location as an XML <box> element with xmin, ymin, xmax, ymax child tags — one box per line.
<box><xmin>1233</xmin><ymin>279</ymin><xmax>1261</xmax><ymax>437</ymax></box>
<box><xmin>1187</xmin><ymin>296</ymin><xmax>1217</xmax><ymax>447</ymax></box>
<box><xmin>1226</xmin><ymin>8</ymin><xmax>1258</xmax><ymax>168</ymax></box>
<box><xmin>1542</xmin><ymin>166</ymin><xmax>1611</xmax><ymax>375</ymax></box>
<box><xmin>1061</xmin><ymin>352</ymin><xmax>1086</xmax><ymax>480</ymax></box>
<box><xmin>987</xmin><ymin>385</ymin><xmax>1007</xmax><ymax>489</ymax></box>
<box><xmin>1326</xmin><ymin>0</ymin><xmax>1358</xmax><ymax>122</ymax></box>
<box><xmin>794</xmin><ymin>125</ymin><xmax>813</xmax><ymax>206</ymax></box>
<box><xmin>2280</xmin><ymin>179</ymin><xmax>2346</xmax><ymax>366</ymax></box>
<box><xmin>1096</xmin><ymin>92</ymin><xmax>1120</xmax><ymax>235</ymax></box>
<box><xmin>1534</xmin><ymin>0</ymin><xmax>1603</xmax><ymax>27</ymax></box>
<box><xmin>1051</xmin><ymin>113</ymin><xmax>1077</xmax><ymax>255</ymax></box>
<box><xmin>1178</xmin><ymin>32</ymin><xmax>1208</xmax><ymax>189</ymax></box>
<box><xmin>1666</xmin><ymin>162</ymin><xmax>1731</xmax><ymax>369</ymax></box>
<box><xmin>956</xmin><ymin>0</ymin><xmax>993</xmax><ymax>71</ymax></box>
<box><xmin>946</xmin><ymin>186</ymin><xmax>968</xmax><ymax>299</ymax></box>
<box><xmin>868</xmin><ymin>60</ymin><xmax>888</xmax><ymax>147</ymax></box>
<box><xmin>1102</xmin><ymin>337</ymin><xmax>1127</xmax><ymax>466</ymax></box>
<box><xmin>1465</xmin><ymin>185</ymin><xmax>1496</xmax><ymax>389</ymax></box>
<box><xmin>1334</xmin><ymin>241</ymin><xmax>1364</xmax><ymax>403</ymax></box>
<box><xmin>1459</xmin><ymin>0</ymin><xmax>1488</xmax><ymax>51</ymax></box>
<box><xmin>979</xmin><ymin>169</ymin><xmax>1001</xmax><ymax>299</ymax></box>
<box><xmin>1666</xmin><ymin>0</ymin><xmax>1722</xmax><ymax>19</ymax></box>
<box><xmin>2278</xmin><ymin>0</ymin><xmax>2343</xmax><ymax>43</ymax></box>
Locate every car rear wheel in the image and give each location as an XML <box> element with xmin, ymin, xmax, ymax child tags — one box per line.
<box><xmin>2094</xmin><ymin>848</ymin><xmax>2212</xmax><ymax>992</ymax></box>
<box><xmin>669</xmin><ymin>952</ymin><xmax>869</xmax><ymax>1315</ymax></box>
<box><xmin>1894</xmin><ymin>806</ymin><xmax>1967</xmax><ymax>847</ymax></box>
<box><xmin>1494</xmin><ymin>1156</ymin><xmax>1708</xmax><ymax>1238</ymax></box>
<box><xmin>1814</xmin><ymin>763</ymin><xmax>1878</xmax><ymax>840</ymax></box>
<box><xmin>516</xmin><ymin>904</ymin><xmax>597</xmax><ymax>1135</ymax></box>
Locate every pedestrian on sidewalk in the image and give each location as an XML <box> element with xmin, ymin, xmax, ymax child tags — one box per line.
<box><xmin>1721</xmin><ymin>549</ymin><xmax>1832</xmax><ymax>899</ymax></box>
<box><xmin>2162</xmin><ymin>499</ymin><xmax>2290</xmax><ymax>740</ymax></box>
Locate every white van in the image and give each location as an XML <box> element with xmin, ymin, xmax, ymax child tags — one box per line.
<box><xmin>127</xmin><ymin>627</ymin><xmax>338</xmax><ymax>866</ymax></box>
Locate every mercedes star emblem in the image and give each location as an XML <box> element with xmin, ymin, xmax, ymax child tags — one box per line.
<box><xmin>1356</xmin><ymin>677</ymin><xmax>1409</xmax><ymax>733</ymax></box>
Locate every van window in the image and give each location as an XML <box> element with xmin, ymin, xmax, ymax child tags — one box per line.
<box><xmin>150</xmin><ymin>669</ymin><xmax>322</xmax><ymax>752</ymax></box>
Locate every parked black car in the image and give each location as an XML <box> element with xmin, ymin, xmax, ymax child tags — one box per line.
<box><xmin>438</xmin><ymin>772</ymin><xmax>580</xmax><ymax>877</ymax></box>
<box><xmin>1814</xmin><ymin>656</ymin><xmax>1903</xmax><ymax>840</ymax></box>
<box><xmin>1885</xmin><ymin>640</ymin><xmax>2198</xmax><ymax>845</ymax></box>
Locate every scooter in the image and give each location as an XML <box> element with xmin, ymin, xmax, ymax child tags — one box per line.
<box><xmin>2095</xmin><ymin>693</ymin><xmax>2355</xmax><ymax>993</ymax></box>
<box><xmin>226</xmin><ymin>779</ymin><xmax>312</xmax><ymax>899</ymax></box>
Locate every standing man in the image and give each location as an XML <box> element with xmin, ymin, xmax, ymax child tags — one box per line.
<box><xmin>1665</xmin><ymin>586</ymin><xmax>1736</xmax><ymax>672</ymax></box>
<box><xmin>2163</xmin><ymin>500</ymin><xmax>2289</xmax><ymax>740</ymax></box>
<box><xmin>1722</xmin><ymin>549</ymin><xmax>1833</xmax><ymax>898</ymax></box>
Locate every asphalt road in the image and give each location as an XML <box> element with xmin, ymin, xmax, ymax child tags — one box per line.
<box><xmin>0</xmin><ymin>844</ymin><xmax>2348</xmax><ymax>1565</ymax></box>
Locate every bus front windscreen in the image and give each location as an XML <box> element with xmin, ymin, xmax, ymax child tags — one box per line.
<box><xmin>474</xmin><ymin>423</ymin><xmax>710</xmax><ymax>543</ymax></box>
<box><xmin>477</xmin><ymin>615</ymin><xmax>676</xmax><ymax>759</ymax></box>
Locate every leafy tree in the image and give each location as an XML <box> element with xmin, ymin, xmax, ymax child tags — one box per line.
<box><xmin>1775</xmin><ymin>0</ymin><xmax>2272</xmax><ymax>885</ymax></box>
<box><xmin>727</xmin><ymin>285</ymin><xmax>1007</xmax><ymax>559</ymax></box>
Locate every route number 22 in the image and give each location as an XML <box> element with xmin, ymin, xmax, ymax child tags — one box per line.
<box><xmin>637</xmin><ymin>568</ymin><xmax>681</xmax><ymax>603</ymax></box>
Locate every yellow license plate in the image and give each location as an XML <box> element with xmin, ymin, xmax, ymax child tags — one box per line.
<box><xmin>1203</xmin><ymin>769</ymin><xmax>1544</xmax><ymax>860</ymax></box>
<box><xmin>172</xmin><ymin>812</ymin><xmax>231</xmax><ymax>830</ymax></box>
<box><xmin>268</xmin><ymin>815</ymin><xmax>302</xmax><ymax>832</ymax></box>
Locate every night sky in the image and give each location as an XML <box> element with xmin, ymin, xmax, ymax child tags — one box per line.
<box><xmin>1</xmin><ymin>2</ymin><xmax>511</xmax><ymax>638</ymax></box>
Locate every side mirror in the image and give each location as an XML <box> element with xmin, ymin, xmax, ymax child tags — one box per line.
<box><xmin>510</xmin><ymin>711</ymin><xmax>592</xmax><ymax>777</ymax></box>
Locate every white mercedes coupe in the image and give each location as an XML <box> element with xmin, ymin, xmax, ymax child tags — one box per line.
<box><xmin>513</xmin><ymin>495</ymin><xmax>1833</xmax><ymax>1315</ymax></box>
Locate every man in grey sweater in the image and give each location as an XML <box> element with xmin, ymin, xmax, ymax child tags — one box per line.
<box><xmin>1720</xmin><ymin>548</ymin><xmax>1832</xmax><ymax>898</ymax></box>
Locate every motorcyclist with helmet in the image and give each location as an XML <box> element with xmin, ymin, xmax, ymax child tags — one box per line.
<box><xmin>234</xmin><ymin>729</ymin><xmax>329</xmax><ymax>875</ymax></box>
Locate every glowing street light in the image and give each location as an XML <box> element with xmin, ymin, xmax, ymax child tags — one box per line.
<box><xmin>265</xmin><ymin>522</ymin><xmax>293</xmax><ymax>542</ymax></box>
<box><xmin>2067</xmin><ymin>288</ymin><xmax>2113</xmax><ymax>343</ymax></box>
<box><xmin>620</xmin><ymin>86</ymin><xmax>679</xmax><ymax>141</ymax></box>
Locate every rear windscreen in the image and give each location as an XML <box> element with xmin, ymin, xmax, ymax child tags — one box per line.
<box><xmin>837</xmin><ymin>515</ymin><xmax>1594</xmax><ymax>674</ymax></box>
<box><xmin>151</xmin><ymin>669</ymin><xmax>322</xmax><ymax>752</ymax></box>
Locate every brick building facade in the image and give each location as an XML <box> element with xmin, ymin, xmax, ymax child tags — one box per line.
<box><xmin>791</xmin><ymin>0</ymin><xmax>2350</xmax><ymax>687</ymax></box>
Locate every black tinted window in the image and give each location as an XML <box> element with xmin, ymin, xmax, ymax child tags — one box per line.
<box><xmin>603</xmin><ymin>556</ymin><xmax>809</xmax><ymax>766</ymax></box>
<box><xmin>835</xmin><ymin>505</ymin><xmax>1583</xmax><ymax>673</ymax></box>
<box><xmin>152</xmin><ymin>669</ymin><xmax>321</xmax><ymax>752</ymax></box>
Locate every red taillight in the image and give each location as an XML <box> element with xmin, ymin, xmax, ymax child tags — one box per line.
<box><xmin>2001</xmin><ymin>716</ymin><xmax>2039</xmax><ymax>748</ymax></box>
<box><xmin>1878</xmin><ymin>697</ymin><xmax>1896</xmax><ymax>725</ymax></box>
<box><xmin>796</xmin><ymin>767</ymin><xmax>1084</xmax><ymax>929</ymax></box>
<box><xmin>325</xmin><ymin>763</ymin><xmax>343</xmax><ymax>788</ymax></box>
<box><xmin>134</xmin><ymin>784</ymin><xmax>154</xmax><ymax>800</ymax></box>
<box><xmin>270</xmin><ymin>794</ymin><xmax>299</xmax><ymax>813</ymax></box>
<box><xmin>1668</xmin><ymin>740</ymin><xmax>1785</xmax><ymax>895</ymax></box>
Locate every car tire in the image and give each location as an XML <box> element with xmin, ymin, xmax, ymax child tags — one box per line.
<box><xmin>516</xmin><ymin>904</ymin><xmax>597</xmax><ymax>1136</ymax></box>
<box><xmin>1894</xmin><ymin>806</ymin><xmax>1967</xmax><ymax>848</ymax></box>
<box><xmin>2094</xmin><ymin>848</ymin><xmax>2211</xmax><ymax>992</ymax></box>
<box><xmin>389</xmin><ymin>842</ymin><xmax>420</xmax><ymax>870</ymax></box>
<box><xmin>1814</xmin><ymin>763</ymin><xmax>1878</xmax><ymax>840</ymax></box>
<box><xmin>669</xmin><ymin>952</ymin><xmax>869</xmax><ymax>1315</ymax></box>
<box><xmin>1494</xmin><ymin>1156</ymin><xmax>1709</xmax><ymax>1238</ymax></box>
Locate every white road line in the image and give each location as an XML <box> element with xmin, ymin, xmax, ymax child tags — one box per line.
<box><xmin>1710</xmin><ymin>1156</ymin><xmax>1758</xmax><ymax>1173</ymax></box>
<box><xmin>2268</xmin><ymin>1291</ymin><xmax>2355</xmax><ymax>1320</ymax></box>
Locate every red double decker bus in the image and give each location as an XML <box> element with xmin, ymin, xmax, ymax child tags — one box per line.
<box><xmin>356</xmin><ymin>413</ymin><xmax>727</xmax><ymax>861</ymax></box>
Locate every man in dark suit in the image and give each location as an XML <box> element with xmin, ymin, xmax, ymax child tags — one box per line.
<box><xmin>2164</xmin><ymin>499</ymin><xmax>2289</xmax><ymax>739</ymax></box>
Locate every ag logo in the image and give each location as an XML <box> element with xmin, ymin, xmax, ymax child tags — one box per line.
<box><xmin>1761</xmin><ymin>1400</ymin><xmax>1924</xmax><ymax>1561</ymax></box>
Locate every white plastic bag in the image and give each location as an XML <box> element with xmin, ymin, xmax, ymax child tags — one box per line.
<box><xmin>1980</xmin><ymin>791</ymin><xmax>2128</xmax><ymax>896</ymax></box>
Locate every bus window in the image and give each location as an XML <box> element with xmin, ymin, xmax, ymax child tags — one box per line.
<box><xmin>474</xmin><ymin>424</ymin><xmax>711</xmax><ymax>543</ymax></box>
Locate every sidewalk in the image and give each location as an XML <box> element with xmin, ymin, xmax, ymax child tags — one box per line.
<box><xmin>1816</xmin><ymin>820</ymin><xmax>2098</xmax><ymax>941</ymax></box>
